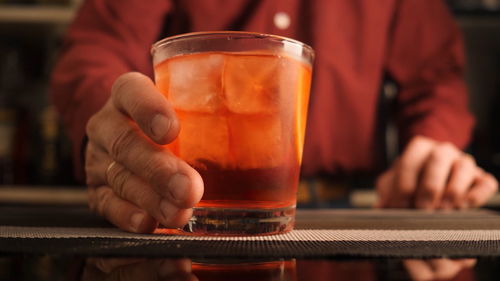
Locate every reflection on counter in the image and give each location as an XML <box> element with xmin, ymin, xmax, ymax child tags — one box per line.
<box><xmin>1</xmin><ymin>256</ymin><xmax>495</xmax><ymax>281</ymax></box>
<box><xmin>82</xmin><ymin>257</ymin><xmax>494</xmax><ymax>281</ymax></box>
<box><xmin>82</xmin><ymin>258</ymin><xmax>296</xmax><ymax>281</ymax></box>
<box><xmin>79</xmin><ymin>257</ymin><xmax>480</xmax><ymax>281</ymax></box>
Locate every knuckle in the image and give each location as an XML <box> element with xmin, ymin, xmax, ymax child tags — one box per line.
<box><xmin>85</xmin><ymin>114</ymin><xmax>99</xmax><ymax>137</ymax></box>
<box><xmin>86</xmin><ymin>103</ymin><xmax>113</xmax><ymax>138</ymax></box>
<box><xmin>396</xmin><ymin>188</ymin><xmax>414</xmax><ymax>199</ymax></box>
<box><xmin>95</xmin><ymin>189</ymin><xmax>111</xmax><ymax>215</ymax></box>
<box><xmin>409</xmin><ymin>135</ymin><xmax>433</xmax><ymax>148</ymax></box>
<box><xmin>429</xmin><ymin>147</ymin><xmax>447</xmax><ymax>161</ymax></box>
<box><xmin>143</xmin><ymin>152</ymin><xmax>177</xmax><ymax>183</ymax></box>
<box><xmin>420</xmin><ymin>181</ymin><xmax>441</xmax><ymax>196</ymax></box>
<box><xmin>438</xmin><ymin>141</ymin><xmax>456</xmax><ymax>152</ymax></box>
<box><xmin>110</xmin><ymin>127</ymin><xmax>137</xmax><ymax>161</ymax></box>
<box><xmin>108</xmin><ymin>165</ymin><xmax>130</xmax><ymax>199</ymax></box>
<box><xmin>485</xmin><ymin>174</ymin><xmax>499</xmax><ymax>191</ymax></box>
<box><xmin>457</xmin><ymin>154</ymin><xmax>476</xmax><ymax>169</ymax></box>
<box><xmin>410</xmin><ymin>135</ymin><xmax>425</xmax><ymax>145</ymax></box>
<box><xmin>112</xmin><ymin>72</ymin><xmax>140</xmax><ymax>97</ymax></box>
<box><xmin>84</xmin><ymin>150</ymin><xmax>101</xmax><ymax>186</ymax></box>
<box><xmin>431</xmin><ymin>142</ymin><xmax>458</xmax><ymax>160</ymax></box>
<box><xmin>397</xmin><ymin>156</ymin><xmax>414</xmax><ymax>171</ymax></box>
<box><xmin>463</xmin><ymin>153</ymin><xmax>476</xmax><ymax>165</ymax></box>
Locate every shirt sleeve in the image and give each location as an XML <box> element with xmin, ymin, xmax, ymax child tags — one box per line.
<box><xmin>386</xmin><ymin>0</ymin><xmax>474</xmax><ymax>150</ymax></box>
<box><xmin>50</xmin><ymin>0</ymin><xmax>172</xmax><ymax>181</ymax></box>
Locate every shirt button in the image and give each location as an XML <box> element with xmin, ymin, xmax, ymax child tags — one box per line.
<box><xmin>274</xmin><ymin>12</ymin><xmax>291</xmax><ymax>30</ymax></box>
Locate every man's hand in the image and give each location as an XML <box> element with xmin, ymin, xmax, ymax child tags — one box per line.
<box><xmin>403</xmin><ymin>259</ymin><xmax>476</xmax><ymax>281</ymax></box>
<box><xmin>376</xmin><ymin>136</ymin><xmax>498</xmax><ymax>209</ymax></box>
<box><xmin>85</xmin><ymin>72</ymin><xmax>203</xmax><ymax>233</ymax></box>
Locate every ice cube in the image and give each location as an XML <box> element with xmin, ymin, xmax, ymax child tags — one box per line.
<box><xmin>228</xmin><ymin>113</ymin><xmax>287</xmax><ymax>169</ymax></box>
<box><xmin>177</xmin><ymin>112</ymin><xmax>230</xmax><ymax>169</ymax></box>
<box><xmin>167</xmin><ymin>53</ymin><xmax>225</xmax><ymax>113</ymax></box>
<box><xmin>224</xmin><ymin>53</ymin><xmax>300</xmax><ymax>114</ymax></box>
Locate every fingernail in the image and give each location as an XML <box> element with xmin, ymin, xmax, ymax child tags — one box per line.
<box><xmin>167</xmin><ymin>173</ymin><xmax>189</xmax><ymax>203</ymax></box>
<box><xmin>151</xmin><ymin>114</ymin><xmax>170</xmax><ymax>141</ymax></box>
<box><xmin>130</xmin><ymin>212</ymin><xmax>144</xmax><ymax>232</ymax></box>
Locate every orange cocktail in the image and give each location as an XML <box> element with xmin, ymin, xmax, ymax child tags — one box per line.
<box><xmin>152</xmin><ymin>32</ymin><xmax>313</xmax><ymax>235</ymax></box>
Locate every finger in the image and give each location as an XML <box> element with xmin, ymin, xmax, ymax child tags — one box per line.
<box><xmin>158</xmin><ymin>258</ymin><xmax>193</xmax><ymax>277</ymax></box>
<box><xmin>403</xmin><ymin>259</ymin><xmax>434</xmax><ymax>281</ymax></box>
<box><xmin>106</xmin><ymin>161</ymin><xmax>194</xmax><ymax>228</ymax></box>
<box><xmin>105</xmin><ymin>259</ymin><xmax>165</xmax><ymax>281</ymax></box>
<box><xmin>89</xmin><ymin>185</ymin><xmax>158</xmax><ymax>233</ymax></box>
<box><xmin>415</xmin><ymin>143</ymin><xmax>460</xmax><ymax>209</ymax></box>
<box><xmin>391</xmin><ymin>136</ymin><xmax>436</xmax><ymax>208</ymax></box>
<box><xmin>441</xmin><ymin>154</ymin><xmax>476</xmax><ymax>209</ymax></box>
<box><xmin>428</xmin><ymin>259</ymin><xmax>464</xmax><ymax>280</ymax></box>
<box><xmin>458</xmin><ymin>258</ymin><xmax>477</xmax><ymax>268</ymax></box>
<box><xmin>466</xmin><ymin>170</ymin><xmax>498</xmax><ymax>208</ymax></box>
<box><xmin>82</xmin><ymin>261</ymin><xmax>108</xmax><ymax>281</ymax></box>
<box><xmin>87</xmin><ymin>107</ymin><xmax>203</xmax><ymax>209</ymax></box>
<box><xmin>374</xmin><ymin>170</ymin><xmax>394</xmax><ymax>208</ymax></box>
<box><xmin>112</xmin><ymin>72</ymin><xmax>179</xmax><ymax>144</ymax></box>
<box><xmin>89</xmin><ymin>258</ymin><xmax>146</xmax><ymax>274</ymax></box>
<box><xmin>85</xmin><ymin>142</ymin><xmax>113</xmax><ymax>187</ymax></box>
<box><xmin>159</xmin><ymin>258</ymin><xmax>199</xmax><ymax>281</ymax></box>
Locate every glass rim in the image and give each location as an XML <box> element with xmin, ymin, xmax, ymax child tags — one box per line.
<box><xmin>151</xmin><ymin>31</ymin><xmax>314</xmax><ymax>57</ymax></box>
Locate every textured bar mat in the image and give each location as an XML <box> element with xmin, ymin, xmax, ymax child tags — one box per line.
<box><xmin>2</xmin><ymin>207</ymin><xmax>500</xmax><ymax>258</ymax></box>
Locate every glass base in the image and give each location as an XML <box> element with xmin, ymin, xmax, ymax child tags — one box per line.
<box><xmin>180</xmin><ymin>206</ymin><xmax>296</xmax><ymax>236</ymax></box>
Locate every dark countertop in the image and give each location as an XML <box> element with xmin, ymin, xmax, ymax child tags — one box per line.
<box><xmin>2</xmin><ymin>205</ymin><xmax>500</xmax><ymax>280</ymax></box>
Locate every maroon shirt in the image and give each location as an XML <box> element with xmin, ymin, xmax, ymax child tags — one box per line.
<box><xmin>51</xmin><ymin>0</ymin><xmax>474</xmax><ymax>180</ymax></box>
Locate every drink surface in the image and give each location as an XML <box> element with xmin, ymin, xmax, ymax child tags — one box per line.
<box><xmin>155</xmin><ymin>51</ymin><xmax>311</xmax><ymax>209</ymax></box>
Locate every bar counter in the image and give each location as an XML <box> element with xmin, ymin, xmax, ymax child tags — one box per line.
<box><xmin>1</xmin><ymin>186</ymin><xmax>500</xmax><ymax>280</ymax></box>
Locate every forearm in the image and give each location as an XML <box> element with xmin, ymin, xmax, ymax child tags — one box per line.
<box><xmin>386</xmin><ymin>0</ymin><xmax>474</xmax><ymax>150</ymax></box>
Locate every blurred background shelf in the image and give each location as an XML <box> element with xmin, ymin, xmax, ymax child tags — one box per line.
<box><xmin>2</xmin><ymin>186</ymin><xmax>500</xmax><ymax>210</ymax></box>
<box><xmin>0</xmin><ymin>185</ymin><xmax>87</xmax><ymax>205</ymax></box>
<box><xmin>350</xmin><ymin>190</ymin><xmax>500</xmax><ymax>210</ymax></box>
<box><xmin>1</xmin><ymin>5</ymin><xmax>499</xmax><ymax>27</ymax></box>
<box><xmin>0</xmin><ymin>5</ymin><xmax>76</xmax><ymax>25</ymax></box>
